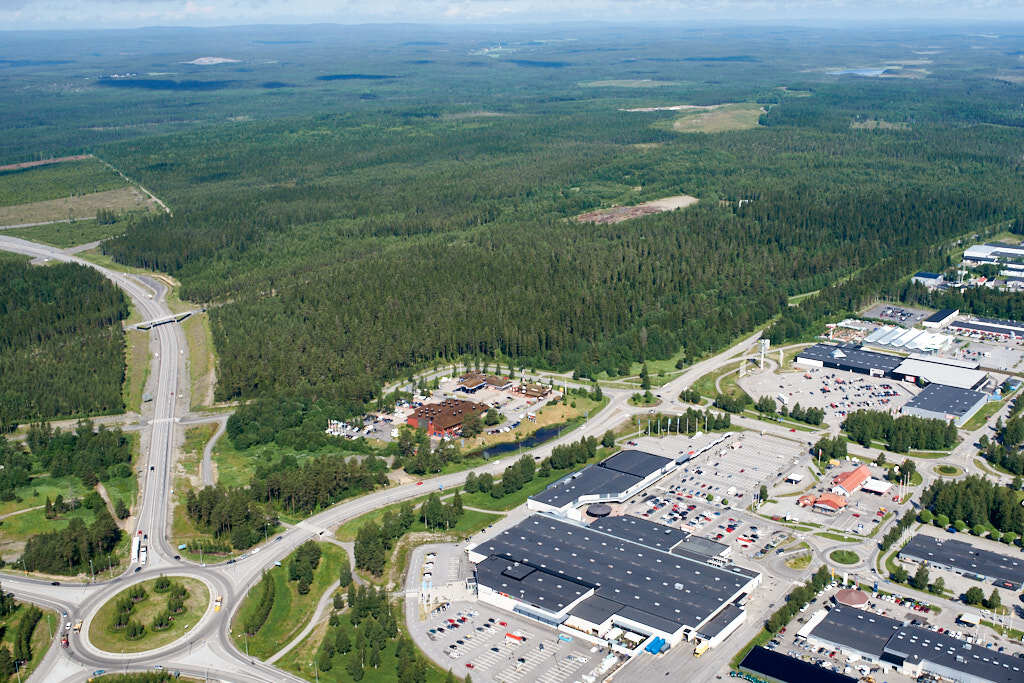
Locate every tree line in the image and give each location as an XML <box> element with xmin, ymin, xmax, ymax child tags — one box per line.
<box><xmin>920</xmin><ymin>476</ymin><xmax>1024</xmax><ymax>537</ymax></box>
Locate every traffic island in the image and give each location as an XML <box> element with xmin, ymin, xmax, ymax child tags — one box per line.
<box><xmin>88</xmin><ymin>576</ymin><xmax>209</xmax><ymax>653</ymax></box>
<box><xmin>829</xmin><ymin>549</ymin><xmax>859</xmax><ymax>565</ymax></box>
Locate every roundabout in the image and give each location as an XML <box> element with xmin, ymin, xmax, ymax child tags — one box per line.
<box><xmin>829</xmin><ymin>549</ymin><xmax>860</xmax><ymax>565</ymax></box>
<box><xmin>85</xmin><ymin>576</ymin><xmax>211</xmax><ymax>655</ymax></box>
<box><xmin>934</xmin><ymin>464</ymin><xmax>963</xmax><ymax>477</ymax></box>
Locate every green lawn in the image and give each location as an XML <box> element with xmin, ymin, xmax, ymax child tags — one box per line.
<box><xmin>123</xmin><ymin>329</ymin><xmax>150</xmax><ymax>414</ymax></box>
<box><xmin>103</xmin><ymin>473</ymin><xmax>138</xmax><ymax>514</ymax></box>
<box><xmin>3</xmin><ymin>218</ymin><xmax>126</xmax><ymax>247</ymax></box>
<box><xmin>829</xmin><ymin>549</ymin><xmax>859</xmax><ymax>565</ymax></box>
<box><xmin>182</xmin><ymin>423</ymin><xmax>218</xmax><ymax>478</ymax></box>
<box><xmin>817</xmin><ymin>532</ymin><xmax>860</xmax><ymax>543</ymax></box>
<box><xmin>232</xmin><ymin>542</ymin><xmax>347</xmax><ymax>660</ymax></box>
<box><xmin>0</xmin><ymin>604</ymin><xmax>58</xmax><ymax>680</ymax></box>
<box><xmin>962</xmin><ymin>393</ymin><xmax>1013</xmax><ymax>431</ymax></box>
<box><xmin>336</xmin><ymin>498</ymin><xmax>500</xmax><ymax>543</ymax></box>
<box><xmin>89</xmin><ymin>576</ymin><xmax>209</xmax><ymax>653</ymax></box>
<box><xmin>936</xmin><ymin>464</ymin><xmax>962</xmax><ymax>477</ymax></box>
<box><xmin>0</xmin><ymin>473</ymin><xmax>89</xmax><ymax>518</ymax></box>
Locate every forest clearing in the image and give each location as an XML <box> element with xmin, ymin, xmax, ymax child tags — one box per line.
<box><xmin>574</xmin><ymin>194</ymin><xmax>699</xmax><ymax>224</ymax></box>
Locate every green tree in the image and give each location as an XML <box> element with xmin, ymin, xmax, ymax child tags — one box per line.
<box><xmin>640</xmin><ymin>363</ymin><xmax>650</xmax><ymax>391</ymax></box>
<box><xmin>483</xmin><ymin>409</ymin><xmax>500</xmax><ymax>426</ymax></box>
<box><xmin>601</xmin><ymin>430</ymin><xmax>616</xmax><ymax>448</ymax></box>
<box><xmin>965</xmin><ymin>586</ymin><xmax>985</xmax><ymax>606</ymax></box>
<box><xmin>910</xmin><ymin>564</ymin><xmax>929</xmax><ymax>590</ymax></box>
<box><xmin>461</xmin><ymin>413</ymin><xmax>483</xmax><ymax>438</ymax></box>
<box><xmin>985</xmin><ymin>588</ymin><xmax>1002</xmax><ymax>610</ymax></box>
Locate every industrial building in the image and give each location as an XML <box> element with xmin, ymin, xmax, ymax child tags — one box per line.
<box><xmin>528</xmin><ymin>449</ymin><xmax>676</xmax><ymax>520</ymax></box>
<box><xmin>456</xmin><ymin>372</ymin><xmax>512</xmax><ymax>392</ymax></box>
<box><xmin>406</xmin><ymin>398</ymin><xmax>486</xmax><ymax>437</ymax></box>
<box><xmin>911</xmin><ymin>271</ymin><xmax>943</xmax><ymax>288</ymax></box>
<box><xmin>901</xmin><ymin>384</ymin><xmax>988</xmax><ymax>426</ymax></box>
<box><xmin>949</xmin><ymin>316</ymin><xmax>1024</xmax><ymax>340</ymax></box>
<box><xmin>803</xmin><ymin>605</ymin><xmax>1024</xmax><ymax>683</ymax></box>
<box><xmin>891</xmin><ymin>357</ymin><xmax>988</xmax><ymax>391</ymax></box>
<box><xmin>863</xmin><ymin>326</ymin><xmax>952</xmax><ymax>353</ymax></box>
<box><xmin>898</xmin><ymin>535</ymin><xmax>1024</xmax><ymax>590</ymax></box>
<box><xmin>795</xmin><ymin>343</ymin><xmax>904</xmax><ymax>377</ymax></box>
<box><xmin>923</xmin><ymin>308</ymin><xmax>959</xmax><ymax>328</ymax></box>
<box><xmin>467</xmin><ymin>513</ymin><xmax>761</xmax><ymax>650</ymax></box>
<box><xmin>739</xmin><ymin>647</ymin><xmax>857</xmax><ymax>683</ymax></box>
<box><xmin>587</xmin><ymin>514</ymin><xmax>733</xmax><ymax>565</ymax></box>
<box><xmin>964</xmin><ymin>242</ymin><xmax>1024</xmax><ymax>265</ymax></box>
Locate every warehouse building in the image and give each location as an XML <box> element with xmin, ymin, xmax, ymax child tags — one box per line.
<box><xmin>795</xmin><ymin>343</ymin><xmax>904</xmax><ymax>377</ymax></box>
<box><xmin>899</xmin><ymin>535</ymin><xmax>1024</xmax><ymax>589</ymax></box>
<box><xmin>739</xmin><ymin>647</ymin><xmax>857</xmax><ymax>683</ymax></box>
<box><xmin>964</xmin><ymin>242</ymin><xmax>1024</xmax><ymax>265</ymax></box>
<box><xmin>949</xmin><ymin>317</ymin><xmax>1024</xmax><ymax>340</ymax></box>
<box><xmin>892</xmin><ymin>357</ymin><xmax>988</xmax><ymax>391</ymax></box>
<box><xmin>587</xmin><ymin>514</ymin><xmax>734</xmax><ymax>565</ymax></box>
<box><xmin>468</xmin><ymin>513</ymin><xmax>761</xmax><ymax>649</ymax></box>
<box><xmin>528</xmin><ymin>449</ymin><xmax>676</xmax><ymax>520</ymax></box>
<box><xmin>911</xmin><ymin>271</ymin><xmax>943</xmax><ymax>288</ymax></box>
<box><xmin>901</xmin><ymin>384</ymin><xmax>988</xmax><ymax>427</ymax></box>
<box><xmin>805</xmin><ymin>605</ymin><xmax>1024</xmax><ymax>683</ymax></box>
<box><xmin>923</xmin><ymin>308</ymin><xmax>959</xmax><ymax>329</ymax></box>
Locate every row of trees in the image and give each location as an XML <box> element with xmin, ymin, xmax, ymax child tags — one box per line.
<box><xmin>812</xmin><ymin>435</ymin><xmax>848</xmax><ymax>466</ymax></box>
<box><xmin>354</xmin><ymin>493</ymin><xmax>467</xmax><ymax>576</ymax></box>
<box><xmin>465</xmin><ymin>456</ymin><xmax>535</xmax><ymax>499</ymax></box>
<box><xmin>243</xmin><ymin>572</ymin><xmax>276</xmax><ymax>636</ymax></box>
<box><xmin>764</xmin><ymin>565</ymin><xmax>831</xmax><ymax>633</ymax></box>
<box><xmin>880</xmin><ymin>510</ymin><xmax>916</xmax><ymax>552</ymax></box>
<box><xmin>842</xmin><ymin>410</ymin><xmax>957</xmax><ymax>452</ymax></box>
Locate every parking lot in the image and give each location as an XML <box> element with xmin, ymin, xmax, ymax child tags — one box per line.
<box><xmin>739</xmin><ymin>365</ymin><xmax>916</xmax><ymax>427</ymax></box>
<box><xmin>941</xmin><ymin>338</ymin><xmax>1024</xmax><ymax>373</ymax></box>
<box><xmin>861</xmin><ymin>304</ymin><xmax>932</xmax><ymax>327</ymax></box>
<box><xmin>418</xmin><ymin>600</ymin><xmax>616</xmax><ymax>683</ymax></box>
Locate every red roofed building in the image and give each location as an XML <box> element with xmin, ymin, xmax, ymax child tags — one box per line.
<box><xmin>831</xmin><ymin>464</ymin><xmax>871</xmax><ymax>496</ymax></box>
<box><xmin>406</xmin><ymin>399</ymin><xmax>486</xmax><ymax>437</ymax></box>
<box><xmin>798</xmin><ymin>494</ymin><xmax>817</xmax><ymax>507</ymax></box>
<box><xmin>812</xmin><ymin>493</ymin><xmax>848</xmax><ymax>513</ymax></box>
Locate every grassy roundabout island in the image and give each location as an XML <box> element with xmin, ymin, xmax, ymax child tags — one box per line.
<box><xmin>936</xmin><ymin>464</ymin><xmax>962</xmax><ymax>477</ymax></box>
<box><xmin>830</xmin><ymin>549</ymin><xmax>860</xmax><ymax>565</ymax></box>
<box><xmin>89</xmin><ymin>576</ymin><xmax>209</xmax><ymax>653</ymax></box>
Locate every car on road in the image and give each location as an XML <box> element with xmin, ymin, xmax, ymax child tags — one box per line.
<box><xmin>50</xmin><ymin>581</ymin><xmax>60</xmax><ymax>586</ymax></box>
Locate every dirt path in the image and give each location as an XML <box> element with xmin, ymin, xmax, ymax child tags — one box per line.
<box><xmin>0</xmin><ymin>155</ymin><xmax>91</xmax><ymax>172</ymax></box>
<box><xmin>95</xmin><ymin>156</ymin><xmax>172</xmax><ymax>216</ymax></box>
<box><xmin>201</xmin><ymin>416</ymin><xmax>228</xmax><ymax>487</ymax></box>
<box><xmin>94</xmin><ymin>482</ymin><xmax>129</xmax><ymax>530</ymax></box>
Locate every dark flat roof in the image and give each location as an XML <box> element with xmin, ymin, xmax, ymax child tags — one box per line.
<box><xmin>796</xmin><ymin>343</ymin><xmax>904</xmax><ymax>374</ymax></box>
<box><xmin>903</xmin><ymin>384</ymin><xmax>987</xmax><ymax>419</ymax></box>
<box><xmin>810</xmin><ymin>606</ymin><xmax>901</xmax><ymax>656</ymax></box>
<box><xmin>676</xmin><ymin>534</ymin><xmax>730</xmax><ymax>558</ymax></box>
<box><xmin>600</xmin><ymin>450</ymin><xmax>672</xmax><ymax>478</ymax></box>
<box><xmin>886</xmin><ymin>625</ymin><xmax>1024</xmax><ymax>683</ymax></box>
<box><xmin>741</xmin><ymin>647</ymin><xmax>857</xmax><ymax>683</ymax></box>
<box><xmin>530</xmin><ymin>465</ymin><xmax>642</xmax><ymax>508</ymax></box>
<box><xmin>569</xmin><ymin>594</ymin><xmax>622</xmax><ymax>626</ymax></box>
<box><xmin>924</xmin><ymin>308</ymin><xmax>957</xmax><ymax>323</ymax></box>
<box><xmin>587</xmin><ymin>515</ymin><xmax>688</xmax><ymax>553</ymax></box>
<box><xmin>900</xmin><ymin>535</ymin><xmax>1024</xmax><ymax>585</ymax></box>
<box><xmin>698</xmin><ymin>603</ymin><xmax>743</xmax><ymax>639</ymax></box>
<box><xmin>914</xmin><ymin>271</ymin><xmax>941</xmax><ymax>279</ymax></box>
<box><xmin>475</xmin><ymin>556</ymin><xmax>590</xmax><ymax>612</ymax></box>
<box><xmin>473</xmin><ymin>515</ymin><xmax>758</xmax><ymax>632</ymax></box>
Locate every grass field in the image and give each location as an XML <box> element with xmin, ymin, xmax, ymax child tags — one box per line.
<box><xmin>335</xmin><ymin>494</ymin><xmax>500</xmax><ymax>543</ymax></box>
<box><xmin>89</xmin><ymin>576</ymin><xmax>209</xmax><ymax>653</ymax></box>
<box><xmin>0</xmin><ymin>473</ymin><xmax>89</xmax><ymax>519</ymax></box>
<box><xmin>962</xmin><ymin>394</ymin><xmax>1012</xmax><ymax>431</ymax></box>
<box><xmin>231</xmin><ymin>542</ymin><xmax>346</xmax><ymax>660</ymax></box>
<box><xmin>936</xmin><ymin>464</ymin><xmax>962</xmax><ymax>477</ymax></box>
<box><xmin>829</xmin><ymin>549</ymin><xmax>860</xmax><ymax>565</ymax></box>
<box><xmin>182</xmin><ymin>313</ymin><xmax>216</xmax><ymax>410</ymax></box>
<box><xmin>0</xmin><ymin>604</ymin><xmax>57</xmax><ymax>680</ymax></box>
<box><xmin>181</xmin><ymin>423</ymin><xmax>218</xmax><ymax>479</ymax></box>
<box><xmin>0</xmin><ymin>187</ymin><xmax>156</xmax><ymax>226</ymax></box>
<box><xmin>0</xmin><ymin>505</ymin><xmax>97</xmax><ymax>561</ymax></box>
<box><xmin>785</xmin><ymin>554</ymin><xmax>812</xmax><ymax>569</ymax></box>
<box><xmin>2</xmin><ymin>218</ymin><xmax>126</xmax><ymax>246</ymax></box>
<box><xmin>0</xmin><ymin>157</ymin><xmax>124</xmax><ymax>207</ymax></box>
<box><xmin>123</xmin><ymin>329</ymin><xmax>150</xmax><ymax>413</ymax></box>
<box><xmin>690</xmin><ymin>360</ymin><xmax>748</xmax><ymax>399</ymax></box>
<box><xmin>670</xmin><ymin>103</ymin><xmax>765</xmax><ymax>133</ymax></box>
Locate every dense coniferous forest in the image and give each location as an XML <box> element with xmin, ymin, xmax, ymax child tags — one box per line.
<box><xmin>3</xmin><ymin>25</ymin><xmax>1024</xmax><ymax>420</ymax></box>
<box><xmin>0</xmin><ymin>254</ymin><xmax>128</xmax><ymax>430</ymax></box>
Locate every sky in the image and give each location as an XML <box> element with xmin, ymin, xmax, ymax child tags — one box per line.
<box><xmin>2</xmin><ymin>0</ymin><xmax>1024</xmax><ymax>30</ymax></box>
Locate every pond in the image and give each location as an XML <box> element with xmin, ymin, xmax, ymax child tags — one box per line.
<box><xmin>480</xmin><ymin>425</ymin><xmax>564</xmax><ymax>459</ymax></box>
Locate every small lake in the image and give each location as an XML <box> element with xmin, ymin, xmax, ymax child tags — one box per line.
<box><xmin>827</xmin><ymin>68</ymin><xmax>886</xmax><ymax>76</ymax></box>
<box><xmin>480</xmin><ymin>425</ymin><xmax>564</xmax><ymax>459</ymax></box>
